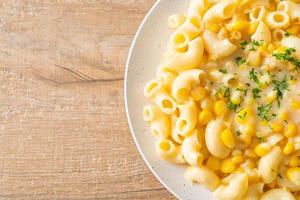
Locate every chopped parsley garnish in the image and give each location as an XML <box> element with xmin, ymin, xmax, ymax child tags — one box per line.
<box><xmin>227</xmin><ymin>101</ymin><xmax>239</xmax><ymax>111</ymax></box>
<box><xmin>284</xmin><ymin>31</ymin><xmax>291</xmax><ymax>37</ymax></box>
<box><xmin>219</xmin><ymin>69</ymin><xmax>228</xmax><ymax>74</ymax></box>
<box><xmin>272</xmin><ymin>76</ymin><xmax>289</xmax><ymax>107</ymax></box>
<box><xmin>238</xmin><ymin>110</ymin><xmax>247</xmax><ymax>120</ymax></box>
<box><xmin>290</xmin><ymin>75</ymin><xmax>297</xmax><ymax>81</ymax></box>
<box><xmin>257</xmin><ymin>104</ymin><xmax>273</xmax><ymax>121</ymax></box>
<box><xmin>249</xmin><ymin>69</ymin><xmax>259</xmax><ymax>83</ymax></box>
<box><xmin>236</xmin><ymin>88</ymin><xmax>248</xmax><ymax>96</ymax></box>
<box><xmin>257</xmin><ymin>137</ymin><xmax>265</xmax><ymax>143</ymax></box>
<box><xmin>240</xmin><ymin>41</ymin><xmax>249</xmax><ymax>50</ymax></box>
<box><xmin>213</xmin><ymin>85</ymin><xmax>230</xmax><ymax>99</ymax></box>
<box><xmin>240</xmin><ymin>40</ymin><xmax>263</xmax><ymax>51</ymax></box>
<box><xmin>235</xmin><ymin>57</ymin><xmax>246</xmax><ymax>65</ymax></box>
<box><xmin>272</xmin><ymin>47</ymin><xmax>300</xmax><ymax>69</ymax></box>
<box><xmin>236</xmin><ymin>130</ymin><xmax>242</xmax><ymax>136</ymax></box>
<box><xmin>252</xmin><ymin>88</ymin><xmax>261</xmax><ymax>99</ymax></box>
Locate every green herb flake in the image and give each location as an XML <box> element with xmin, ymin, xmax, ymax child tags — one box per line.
<box><xmin>214</xmin><ymin>86</ymin><xmax>230</xmax><ymax>99</ymax></box>
<box><xmin>236</xmin><ymin>88</ymin><xmax>248</xmax><ymax>96</ymax></box>
<box><xmin>290</xmin><ymin>75</ymin><xmax>297</xmax><ymax>81</ymax></box>
<box><xmin>240</xmin><ymin>40</ymin><xmax>264</xmax><ymax>51</ymax></box>
<box><xmin>257</xmin><ymin>104</ymin><xmax>273</xmax><ymax>121</ymax></box>
<box><xmin>272</xmin><ymin>76</ymin><xmax>289</xmax><ymax>107</ymax></box>
<box><xmin>236</xmin><ymin>130</ymin><xmax>242</xmax><ymax>136</ymax></box>
<box><xmin>252</xmin><ymin>88</ymin><xmax>261</xmax><ymax>99</ymax></box>
<box><xmin>272</xmin><ymin>47</ymin><xmax>300</xmax><ymax>69</ymax></box>
<box><xmin>235</xmin><ymin>57</ymin><xmax>246</xmax><ymax>65</ymax></box>
<box><xmin>249</xmin><ymin>40</ymin><xmax>264</xmax><ymax>51</ymax></box>
<box><xmin>238</xmin><ymin>111</ymin><xmax>247</xmax><ymax>120</ymax></box>
<box><xmin>249</xmin><ymin>69</ymin><xmax>260</xmax><ymax>83</ymax></box>
<box><xmin>240</xmin><ymin>41</ymin><xmax>249</xmax><ymax>50</ymax></box>
<box><xmin>257</xmin><ymin>137</ymin><xmax>265</xmax><ymax>143</ymax></box>
<box><xmin>284</xmin><ymin>31</ymin><xmax>291</xmax><ymax>37</ymax></box>
<box><xmin>227</xmin><ymin>101</ymin><xmax>239</xmax><ymax>111</ymax></box>
<box><xmin>219</xmin><ymin>69</ymin><xmax>228</xmax><ymax>74</ymax></box>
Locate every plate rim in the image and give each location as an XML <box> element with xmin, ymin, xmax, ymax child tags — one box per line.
<box><xmin>124</xmin><ymin>0</ymin><xmax>180</xmax><ymax>199</ymax></box>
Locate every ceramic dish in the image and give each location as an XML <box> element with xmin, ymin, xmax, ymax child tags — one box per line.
<box><xmin>125</xmin><ymin>0</ymin><xmax>213</xmax><ymax>199</ymax></box>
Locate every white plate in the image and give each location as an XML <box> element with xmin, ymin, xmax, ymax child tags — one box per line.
<box><xmin>124</xmin><ymin>0</ymin><xmax>214</xmax><ymax>199</ymax></box>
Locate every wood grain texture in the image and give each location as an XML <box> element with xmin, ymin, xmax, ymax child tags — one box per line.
<box><xmin>0</xmin><ymin>1</ymin><xmax>175</xmax><ymax>199</ymax></box>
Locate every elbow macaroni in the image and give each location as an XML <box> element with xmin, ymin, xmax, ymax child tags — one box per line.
<box><xmin>251</xmin><ymin>22</ymin><xmax>271</xmax><ymax>44</ymax></box>
<box><xmin>176</xmin><ymin>98</ymin><xmax>198</xmax><ymax>136</ymax></box>
<box><xmin>202</xmin><ymin>1</ymin><xmax>236</xmax><ymax>24</ymax></box>
<box><xmin>143</xmin><ymin>0</ymin><xmax>300</xmax><ymax>199</ymax></box>
<box><xmin>205</xmin><ymin>119</ymin><xmax>231</xmax><ymax>159</ymax></box>
<box><xmin>143</xmin><ymin>105</ymin><xmax>170</xmax><ymax>139</ymax></box>
<box><xmin>185</xmin><ymin>165</ymin><xmax>220</xmax><ymax>191</ymax></box>
<box><xmin>258</xmin><ymin>147</ymin><xmax>283</xmax><ymax>183</ymax></box>
<box><xmin>162</xmin><ymin>37</ymin><xmax>204</xmax><ymax>72</ymax></box>
<box><xmin>203</xmin><ymin>30</ymin><xmax>237</xmax><ymax>59</ymax></box>
<box><xmin>261</xmin><ymin>189</ymin><xmax>296</xmax><ymax>200</ymax></box>
<box><xmin>182</xmin><ymin>129</ymin><xmax>203</xmax><ymax>166</ymax></box>
<box><xmin>214</xmin><ymin>173</ymin><xmax>248</xmax><ymax>200</ymax></box>
<box><xmin>171</xmin><ymin>69</ymin><xmax>205</xmax><ymax>102</ymax></box>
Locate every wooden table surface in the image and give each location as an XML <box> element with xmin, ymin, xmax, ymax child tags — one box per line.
<box><xmin>0</xmin><ymin>1</ymin><xmax>175</xmax><ymax>199</ymax></box>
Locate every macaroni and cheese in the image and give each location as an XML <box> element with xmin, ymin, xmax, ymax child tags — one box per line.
<box><xmin>144</xmin><ymin>0</ymin><xmax>300</xmax><ymax>199</ymax></box>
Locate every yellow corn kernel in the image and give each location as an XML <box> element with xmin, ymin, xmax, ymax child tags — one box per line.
<box><xmin>266</xmin><ymin>91</ymin><xmax>277</xmax><ymax>104</ymax></box>
<box><xmin>283</xmin><ymin>141</ymin><xmax>295</xmax><ymax>155</ymax></box>
<box><xmin>231</xmin><ymin>155</ymin><xmax>244</xmax><ymax>164</ymax></box>
<box><xmin>237</xmin><ymin>82</ymin><xmax>247</xmax><ymax>90</ymax></box>
<box><xmin>245</xmin><ymin>149</ymin><xmax>257</xmax><ymax>158</ymax></box>
<box><xmin>279</xmin><ymin>110</ymin><xmax>289</xmax><ymax>121</ymax></box>
<box><xmin>240</xmin><ymin>135</ymin><xmax>252</xmax><ymax>146</ymax></box>
<box><xmin>206</xmin><ymin>156</ymin><xmax>220</xmax><ymax>171</ymax></box>
<box><xmin>284</xmin><ymin>123</ymin><xmax>298</xmax><ymax>138</ymax></box>
<box><xmin>287</xmin><ymin>25</ymin><xmax>300</xmax><ymax>35</ymax></box>
<box><xmin>221</xmin><ymin>159</ymin><xmax>236</xmax><ymax>174</ymax></box>
<box><xmin>231</xmin><ymin>20</ymin><xmax>249</xmax><ymax>31</ymax></box>
<box><xmin>236</xmin><ymin>108</ymin><xmax>248</xmax><ymax>124</ymax></box>
<box><xmin>247</xmin><ymin>22</ymin><xmax>258</xmax><ymax>35</ymax></box>
<box><xmin>254</xmin><ymin>143</ymin><xmax>271</xmax><ymax>157</ymax></box>
<box><xmin>232</xmin><ymin>149</ymin><xmax>242</xmax><ymax>156</ymax></box>
<box><xmin>258</xmin><ymin>45</ymin><xmax>268</xmax><ymax>56</ymax></box>
<box><xmin>291</xmin><ymin>100</ymin><xmax>300</xmax><ymax>110</ymax></box>
<box><xmin>287</xmin><ymin>167</ymin><xmax>300</xmax><ymax>186</ymax></box>
<box><xmin>289</xmin><ymin>156</ymin><xmax>300</xmax><ymax>167</ymax></box>
<box><xmin>231</xmin><ymin>97</ymin><xmax>241</xmax><ymax>105</ymax></box>
<box><xmin>271</xmin><ymin>121</ymin><xmax>284</xmax><ymax>133</ymax></box>
<box><xmin>239</xmin><ymin>63</ymin><xmax>247</xmax><ymax>70</ymax></box>
<box><xmin>221</xmin><ymin>128</ymin><xmax>235</xmax><ymax>149</ymax></box>
<box><xmin>214</xmin><ymin>100</ymin><xmax>228</xmax><ymax>116</ymax></box>
<box><xmin>276</xmin><ymin>46</ymin><xmax>286</xmax><ymax>53</ymax></box>
<box><xmin>246</xmin><ymin>169</ymin><xmax>261</xmax><ymax>183</ymax></box>
<box><xmin>244</xmin><ymin>123</ymin><xmax>255</xmax><ymax>136</ymax></box>
<box><xmin>207</xmin><ymin>23</ymin><xmax>220</xmax><ymax>33</ymax></box>
<box><xmin>199</xmin><ymin>109</ymin><xmax>213</xmax><ymax>125</ymax></box>
<box><xmin>267</xmin><ymin>43</ymin><xmax>276</xmax><ymax>53</ymax></box>
<box><xmin>235</xmin><ymin>167</ymin><xmax>244</xmax><ymax>173</ymax></box>
<box><xmin>191</xmin><ymin>87</ymin><xmax>206</xmax><ymax>101</ymax></box>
